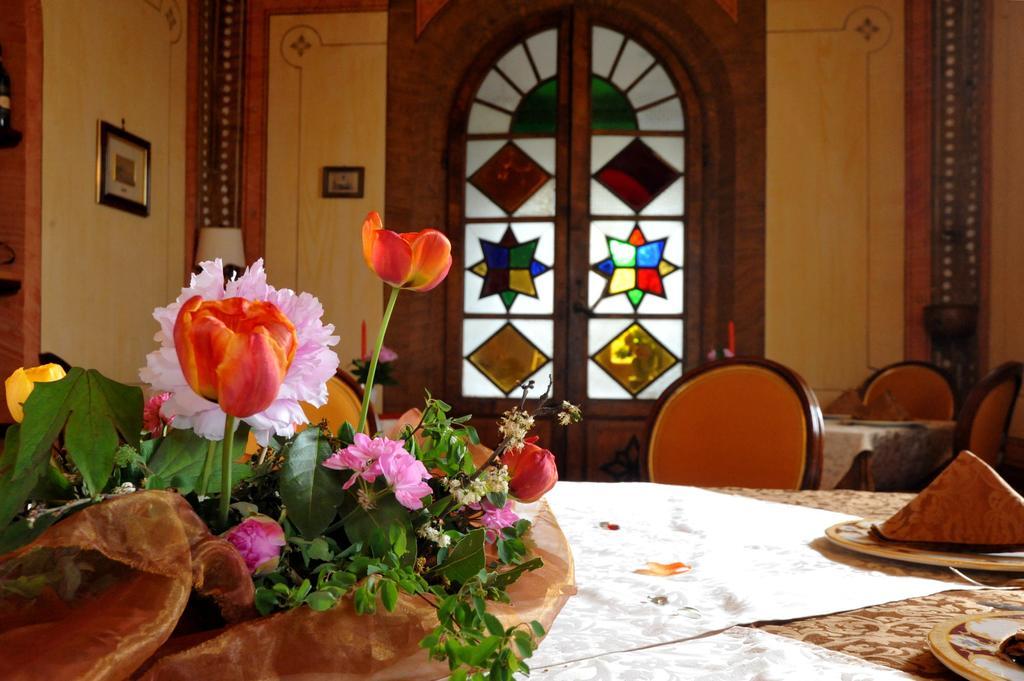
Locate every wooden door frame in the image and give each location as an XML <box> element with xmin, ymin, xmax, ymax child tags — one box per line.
<box><xmin>442</xmin><ymin>5</ymin><xmax>716</xmax><ymax>478</ymax></box>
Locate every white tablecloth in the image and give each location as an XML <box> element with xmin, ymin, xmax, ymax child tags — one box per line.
<box><xmin>822</xmin><ymin>419</ymin><xmax>956</xmax><ymax>490</ymax></box>
<box><xmin>531</xmin><ymin>627</ymin><xmax>919</xmax><ymax>680</ymax></box>
<box><xmin>524</xmin><ymin>482</ymin><xmax>972</xmax><ymax>676</ymax></box>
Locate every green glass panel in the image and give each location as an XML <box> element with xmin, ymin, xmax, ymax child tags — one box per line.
<box><xmin>500</xmin><ymin>290</ymin><xmax>518</xmax><ymax>308</ymax></box>
<box><xmin>508</xmin><ymin>241</ymin><xmax>537</xmax><ymax>267</ymax></box>
<box><xmin>591</xmin><ymin>76</ymin><xmax>637</xmax><ymax>131</ymax></box>
<box><xmin>511</xmin><ymin>79</ymin><xmax>558</xmax><ymax>134</ymax></box>
<box><xmin>609</xmin><ymin>239</ymin><xmax>636</xmax><ymax>267</ymax></box>
<box><xmin>627</xmin><ymin>289</ymin><xmax>645</xmax><ymax>307</ymax></box>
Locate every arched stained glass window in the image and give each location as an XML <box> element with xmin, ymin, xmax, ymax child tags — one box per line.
<box><xmin>588</xmin><ymin>27</ymin><xmax>685</xmax><ymax>400</ymax></box>
<box><xmin>458</xmin><ymin>23</ymin><xmax>689</xmax><ymax>403</ymax></box>
<box><xmin>462</xmin><ymin>29</ymin><xmax>558</xmax><ymax>398</ymax></box>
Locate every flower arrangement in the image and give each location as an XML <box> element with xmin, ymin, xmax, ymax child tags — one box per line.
<box><xmin>350</xmin><ymin>345</ymin><xmax>398</xmax><ymax>386</ymax></box>
<box><xmin>0</xmin><ymin>211</ymin><xmax>580</xmax><ymax>680</ymax></box>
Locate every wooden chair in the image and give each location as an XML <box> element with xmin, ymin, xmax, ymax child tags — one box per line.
<box><xmin>953</xmin><ymin>361</ymin><xmax>1023</xmax><ymax>467</ymax></box>
<box><xmin>301</xmin><ymin>371</ymin><xmax>378</xmax><ymax>436</ymax></box>
<box><xmin>645</xmin><ymin>358</ymin><xmax>824</xmax><ymax>489</ymax></box>
<box><xmin>860</xmin><ymin>361</ymin><xmax>956</xmax><ymax>421</ymax></box>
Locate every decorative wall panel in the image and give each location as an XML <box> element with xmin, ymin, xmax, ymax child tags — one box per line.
<box><xmin>765</xmin><ymin>1</ymin><xmax>905</xmax><ymax>407</ymax></box>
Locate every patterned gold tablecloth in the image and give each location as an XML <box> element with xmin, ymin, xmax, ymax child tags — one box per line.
<box><xmin>718</xmin><ymin>488</ymin><xmax>1024</xmax><ymax>680</ymax></box>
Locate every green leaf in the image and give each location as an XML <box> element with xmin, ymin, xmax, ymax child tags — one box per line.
<box><xmin>0</xmin><ymin>514</ymin><xmax>57</xmax><ymax>554</ymax></box>
<box><xmin>278</xmin><ymin>428</ymin><xmax>344</xmax><ymax>538</ymax></box>
<box><xmin>254</xmin><ymin>587</ymin><xmax>279</xmax><ymax>616</ymax></box>
<box><xmin>388</xmin><ymin>523</ymin><xmax>408</xmax><ymax>557</ymax></box>
<box><xmin>380</xmin><ymin>579</ymin><xmax>398</xmax><ymax>612</ymax></box>
<box><xmin>430</xmin><ymin>528</ymin><xmax>486</xmax><ymax>584</ymax></box>
<box><xmin>16</xmin><ymin>368</ymin><xmax>143</xmax><ymax>496</ymax></box>
<box><xmin>488</xmin><ymin>557</ymin><xmax>543</xmax><ymax>590</ymax></box>
<box><xmin>464</xmin><ymin>636</ymin><xmax>502</xmax><ymax>668</ymax></box>
<box><xmin>338</xmin><ymin>421</ymin><xmax>356</xmax><ymax>446</ymax></box>
<box><xmin>0</xmin><ymin>425</ymin><xmax>46</xmax><ymax>529</ymax></box>
<box><xmin>146</xmin><ymin>428</ymin><xmax>250</xmax><ymax>494</ymax></box>
<box><xmin>306</xmin><ymin>590</ymin><xmax>337</xmax><ymax>612</ymax></box>
<box><xmin>306</xmin><ymin>537</ymin><xmax>333</xmax><ymax>562</ymax></box>
<box><xmin>483</xmin><ymin>612</ymin><xmax>505</xmax><ymax>637</ymax></box>
<box><xmin>343</xmin><ymin>494</ymin><xmax>411</xmax><ymax>550</ymax></box>
<box><xmin>529</xmin><ymin>621</ymin><xmax>545</xmax><ymax>638</ymax></box>
<box><xmin>512</xmin><ymin>630</ymin><xmax>534</xmax><ymax>658</ymax></box>
<box><xmin>354</xmin><ymin>586</ymin><xmax>376</xmax><ymax>614</ymax></box>
<box><xmin>426</xmin><ymin>495</ymin><xmax>453</xmax><ymax>517</ymax></box>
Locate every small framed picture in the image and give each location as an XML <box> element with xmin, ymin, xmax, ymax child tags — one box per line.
<box><xmin>322</xmin><ymin>166</ymin><xmax>364</xmax><ymax>199</ymax></box>
<box><xmin>96</xmin><ymin>121</ymin><xmax>151</xmax><ymax>216</ymax></box>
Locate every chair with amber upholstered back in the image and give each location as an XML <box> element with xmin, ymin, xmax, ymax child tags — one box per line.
<box><xmin>646</xmin><ymin>358</ymin><xmax>823</xmax><ymax>489</ymax></box>
<box><xmin>953</xmin><ymin>361</ymin><xmax>1023</xmax><ymax>467</ymax></box>
<box><xmin>860</xmin><ymin>361</ymin><xmax>956</xmax><ymax>421</ymax></box>
<box><xmin>302</xmin><ymin>371</ymin><xmax>378</xmax><ymax>436</ymax></box>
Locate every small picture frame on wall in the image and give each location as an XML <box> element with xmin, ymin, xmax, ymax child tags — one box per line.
<box><xmin>96</xmin><ymin>120</ymin><xmax>151</xmax><ymax>216</ymax></box>
<box><xmin>322</xmin><ymin>166</ymin><xmax>364</xmax><ymax>199</ymax></box>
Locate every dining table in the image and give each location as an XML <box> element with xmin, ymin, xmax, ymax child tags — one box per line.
<box><xmin>519</xmin><ymin>481</ymin><xmax>1022</xmax><ymax>680</ymax></box>
<box><xmin>822</xmin><ymin>417</ymin><xmax>957</xmax><ymax>491</ymax></box>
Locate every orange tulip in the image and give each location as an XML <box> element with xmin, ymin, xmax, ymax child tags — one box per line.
<box><xmin>502</xmin><ymin>436</ymin><xmax>558</xmax><ymax>503</ymax></box>
<box><xmin>174</xmin><ymin>296</ymin><xmax>298</xmax><ymax>418</ymax></box>
<box><xmin>361</xmin><ymin>211</ymin><xmax>452</xmax><ymax>292</ymax></box>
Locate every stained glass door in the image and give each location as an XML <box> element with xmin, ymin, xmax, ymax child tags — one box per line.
<box><xmin>450</xmin><ymin>14</ymin><xmax>694</xmax><ymax>481</ymax></box>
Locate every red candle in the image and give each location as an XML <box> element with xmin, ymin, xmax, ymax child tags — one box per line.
<box><xmin>728</xmin><ymin>320</ymin><xmax>736</xmax><ymax>355</ymax></box>
<box><xmin>361</xmin><ymin>320</ymin><xmax>367</xmax><ymax>359</ymax></box>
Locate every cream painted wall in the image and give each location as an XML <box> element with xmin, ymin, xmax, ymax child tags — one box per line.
<box><xmin>40</xmin><ymin>0</ymin><xmax>186</xmax><ymax>383</ymax></box>
<box><xmin>991</xmin><ymin>0</ymin><xmax>1024</xmax><ymax>437</ymax></box>
<box><xmin>765</xmin><ymin>0</ymin><xmax>905</xmax><ymax>406</ymax></box>
<box><xmin>266</xmin><ymin>12</ymin><xmax>387</xmax><ymax>370</ymax></box>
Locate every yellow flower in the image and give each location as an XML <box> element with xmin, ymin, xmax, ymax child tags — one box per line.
<box><xmin>5</xmin><ymin>364</ymin><xmax>67</xmax><ymax>422</ymax></box>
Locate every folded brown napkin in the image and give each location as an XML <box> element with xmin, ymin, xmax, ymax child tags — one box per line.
<box><xmin>823</xmin><ymin>388</ymin><xmax>911</xmax><ymax>421</ymax></box>
<box><xmin>856</xmin><ymin>390</ymin><xmax>911</xmax><ymax>421</ymax></box>
<box><xmin>824</xmin><ymin>389</ymin><xmax>864</xmax><ymax>415</ymax></box>
<box><xmin>873</xmin><ymin>451</ymin><xmax>1024</xmax><ymax>550</ymax></box>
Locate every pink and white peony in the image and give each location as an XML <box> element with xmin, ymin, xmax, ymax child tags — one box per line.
<box><xmin>140</xmin><ymin>259</ymin><xmax>340</xmax><ymax>444</ymax></box>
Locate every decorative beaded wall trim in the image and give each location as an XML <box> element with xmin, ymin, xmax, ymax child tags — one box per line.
<box><xmin>930</xmin><ymin>0</ymin><xmax>985</xmax><ymax>394</ymax></box>
<box><xmin>197</xmin><ymin>0</ymin><xmax>246</xmax><ymax>230</ymax></box>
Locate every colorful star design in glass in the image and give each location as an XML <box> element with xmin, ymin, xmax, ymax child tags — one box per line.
<box><xmin>591</xmin><ymin>225</ymin><xmax>678</xmax><ymax>310</ymax></box>
<box><xmin>467</xmin><ymin>227</ymin><xmax>552</xmax><ymax>310</ymax></box>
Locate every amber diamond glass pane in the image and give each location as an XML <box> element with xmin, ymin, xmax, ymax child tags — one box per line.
<box><xmin>468</xmin><ymin>143</ymin><xmax>551</xmax><ymax>214</ymax></box>
<box><xmin>467</xmin><ymin>323</ymin><xmax>551</xmax><ymax>394</ymax></box>
<box><xmin>592</xmin><ymin>322</ymin><xmax>677</xmax><ymax>395</ymax></box>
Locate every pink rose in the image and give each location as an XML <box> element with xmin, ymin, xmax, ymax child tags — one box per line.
<box><xmin>323</xmin><ymin>433</ymin><xmax>404</xmax><ymax>489</ymax></box>
<box><xmin>470</xmin><ymin>499</ymin><xmax>519</xmax><ymax>542</ymax></box>
<box><xmin>322</xmin><ymin>434</ymin><xmax>431</xmax><ymax>510</ymax></box>
<box><xmin>224</xmin><ymin>515</ymin><xmax>286</xmax><ymax>575</ymax></box>
<box><xmin>143</xmin><ymin>391</ymin><xmax>174</xmax><ymax>437</ymax></box>
<box><xmin>362</xmin><ymin>345</ymin><xmax>398</xmax><ymax>363</ymax></box>
<box><xmin>377</xmin><ymin>445</ymin><xmax>432</xmax><ymax>510</ymax></box>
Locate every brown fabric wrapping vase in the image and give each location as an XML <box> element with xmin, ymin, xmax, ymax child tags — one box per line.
<box><xmin>0</xmin><ymin>491</ymin><xmax>254</xmax><ymax>681</ymax></box>
<box><xmin>139</xmin><ymin>501</ymin><xmax>576</xmax><ymax>681</ymax></box>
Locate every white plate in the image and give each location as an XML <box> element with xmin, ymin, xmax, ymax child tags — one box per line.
<box><xmin>840</xmin><ymin>419</ymin><xmax>926</xmax><ymax>428</ymax></box>
<box><xmin>929</xmin><ymin>612</ymin><xmax>1024</xmax><ymax>680</ymax></box>
<box><xmin>825</xmin><ymin>520</ymin><xmax>1024</xmax><ymax>572</ymax></box>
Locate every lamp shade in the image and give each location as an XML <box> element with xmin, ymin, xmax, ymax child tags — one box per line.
<box><xmin>195</xmin><ymin>227</ymin><xmax>245</xmax><ymax>267</ymax></box>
